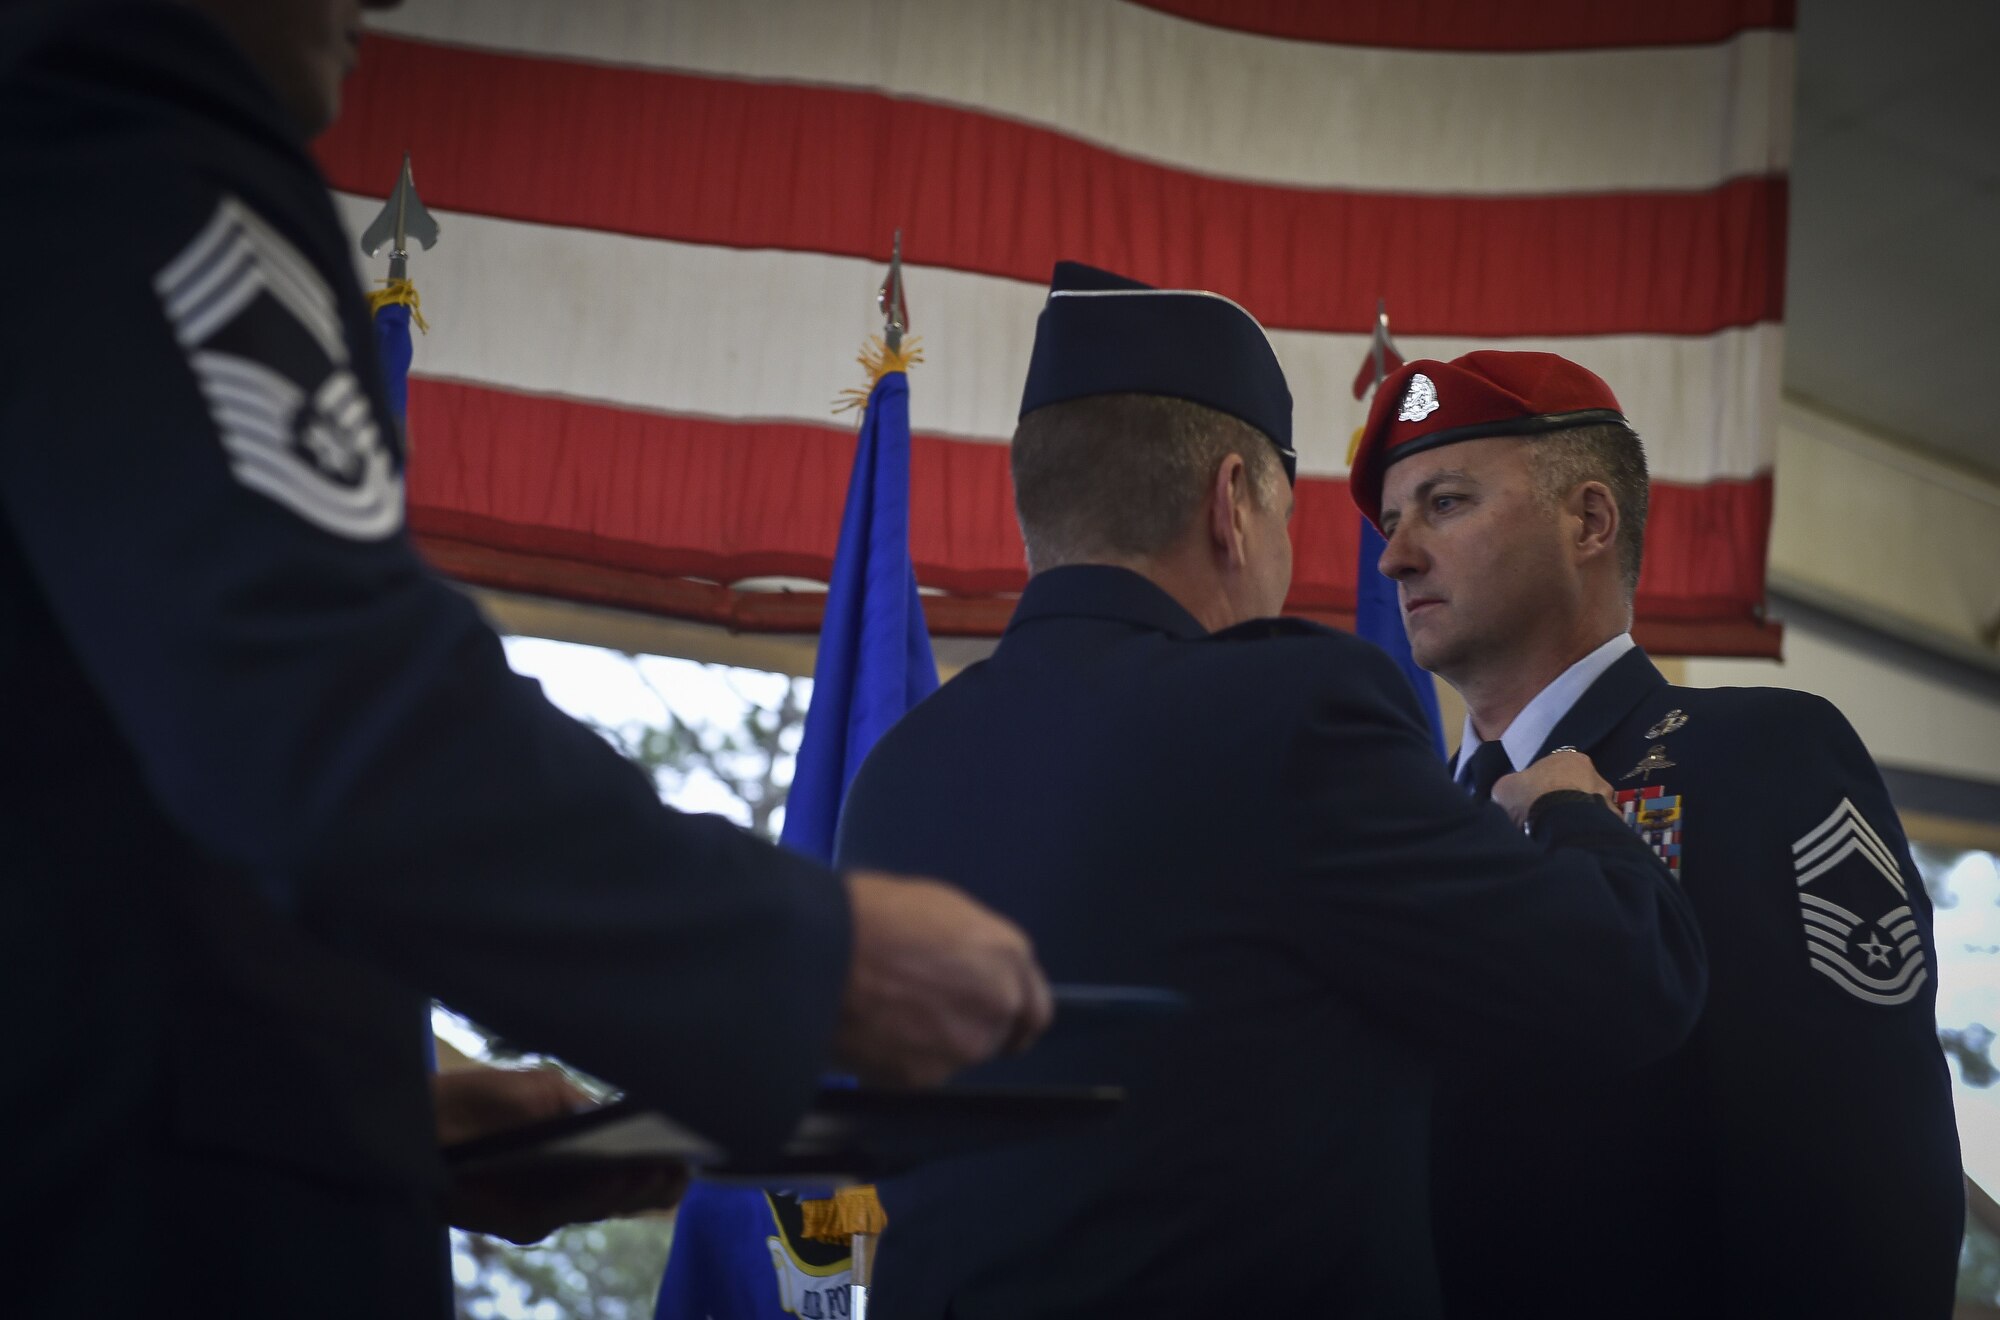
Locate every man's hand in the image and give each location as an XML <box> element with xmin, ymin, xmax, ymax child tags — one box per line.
<box><xmin>1490</xmin><ymin>749</ymin><xmax>1615</xmax><ymax>828</ymax></box>
<box><xmin>433</xmin><ymin>1065</ymin><xmax>687</xmax><ymax>1245</ymax></box>
<box><xmin>434</xmin><ymin>1062</ymin><xmax>589</xmax><ymax>1148</ymax></box>
<box><xmin>834</xmin><ymin>871</ymin><xmax>1054</xmax><ymax>1086</ymax></box>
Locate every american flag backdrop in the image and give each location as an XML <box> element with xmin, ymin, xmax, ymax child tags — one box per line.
<box><xmin>318</xmin><ymin>0</ymin><xmax>1791</xmax><ymax>655</ymax></box>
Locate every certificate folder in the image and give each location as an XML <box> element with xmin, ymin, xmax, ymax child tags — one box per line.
<box><xmin>444</xmin><ymin>1084</ymin><xmax>1125</xmax><ymax>1186</ymax></box>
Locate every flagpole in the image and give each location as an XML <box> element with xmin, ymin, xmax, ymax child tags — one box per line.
<box><xmin>360</xmin><ymin>153</ymin><xmax>440</xmax><ymax>427</ymax></box>
<box><xmin>1351</xmin><ymin>300</ymin><xmax>1447</xmax><ymax>756</ymax></box>
<box><xmin>841</xmin><ymin>232</ymin><xmax>908</xmax><ymax>1320</ymax></box>
<box><xmin>1371</xmin><ymin>297</ymin><xmax>1387</xmax><ymax>392</ymax></box>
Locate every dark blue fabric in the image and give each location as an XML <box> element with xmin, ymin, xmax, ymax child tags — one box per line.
<box><xmin>1431</xmin><ymin>647</ymin><xmax>1965</xmax><ymax>1320</ymax></box>
<box><xmin>0</xmin><ymin>7</ymin><xmax>852</xmax><ymax>1313</ymax></box>
<box><xmin>780</xmin><ymin>370</ymin><xmax>939</xmax><ymax>866</ymax></box>
<box><xmin>372</xmin><ymin>300</ymin><xmax>412</xmax><ymax>421</ymax></box>
<box><xmin>658</xmin><ymin>370</ymin><xmax>938</xmax><ymax>1320</ymax></box>
<box><xmin>1355</xmin><ymin>518</ymin><xmax>1444</xmax><ymax>757</ymax></box>
<box><xmin>834</xmin><ymin>566</ymin><xmax>1706</xmax><ymax>1317</ymax></box>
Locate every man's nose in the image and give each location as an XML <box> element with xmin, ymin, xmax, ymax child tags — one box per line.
<box><xmin>1376</xmin><ymin>520</ymin><xmax>1423</xmax><ymax>581</ymax></box>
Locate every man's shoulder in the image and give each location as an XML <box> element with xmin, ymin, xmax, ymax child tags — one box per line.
<box><xmin>1190</xmin><ymin>616</ymin><xmax>1420</xmax><ymax>721</ymax></box>
<box><xmin>1207</xmin><ymin>614</ymin><xmax>1402</xmax><ymax>670</ymax></box>
<box><xmin>1598</xmin><ymin>682</ymin><xmax>1881</xmax><ymax>847</ymax></box>
<box><xmin>0</xmin><ymin>7</ymin><xmax>244</xmax><ymax>272</ymax></box>
<box><xmin>1654</xmin><ymin>683</ymin><xmax>1854</xmax><ymax>752</ymax></box>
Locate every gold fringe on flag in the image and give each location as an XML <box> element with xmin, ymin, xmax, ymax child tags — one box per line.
<box><xmin>1347</xmin><ymin>424</ymin><xmax>1367</xmax><ymax>467</ymax></box>
<box><xmin>798</xmin><ymin>1184</ymin><xmax>889</xmax><ymax>1244</ymax></box>
<box><xmin>365</xmin><ymin>277</ymin><xmax>430</xmax><ymax>333</ymax></box>
<box><xmin>833</xmin><ymin>335</ymin><xmax>924</xmax><ymax>416</ymax></box>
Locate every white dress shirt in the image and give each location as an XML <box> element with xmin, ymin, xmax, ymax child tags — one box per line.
<box><xmin>1454</xmin><ymin>633</ymin><xmax>1635</xmax><ymax>785</ymax></box>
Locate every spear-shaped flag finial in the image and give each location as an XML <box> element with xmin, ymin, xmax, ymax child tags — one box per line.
<box><xmin>1352</xmin><ymin>297</ymin><xmax>1405</xmax><ymax>401</ymax></box>
<box><xmin>879</xmin><ymin>229</ymin><xmax>909</xmax><ymax>354</ymax></box>
<box><xmin>836</xmin><ymin>231</ymin><xmax>923</xmax><ymax>413</ymax></box>
<box><xmin>360</xmin><ymin>152</ymin><xmax>440</xmax><ymax>283</ymax></box>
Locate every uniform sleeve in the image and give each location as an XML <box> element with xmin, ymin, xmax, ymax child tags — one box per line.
<box><xmin>1272</xmin><ymin>641</ymin><xmax>1708</xmax><ymax>1072</ymax></box>
<box><xmin>0</xmin><ymin>164</ymin><xmax>848</xmax><ymax>1156</ymax></box>
<box><xmin>1689</xmin><ymin>694</ymin><xmax>1963</xmax><ymax>1316</ymax></box>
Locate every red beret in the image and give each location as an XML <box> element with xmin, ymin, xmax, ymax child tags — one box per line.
<box><xmin>1349</xmin><ymin>350</ymin><xmax>1628</xmax><ymax>529</ymax></box>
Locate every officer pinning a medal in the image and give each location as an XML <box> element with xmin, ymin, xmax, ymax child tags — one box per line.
<box><xmin>1352</xmin><ymin>350</ymin><xmax>1965</xmax><ymax>1318</ymax></box>
<box><xmin>0</xmin><ymin>3</ymin><xmax>1052</xmax><ymax>1315</ymax></box>
<box><xmin>830</xmin><ymin>262</ymin><xmax>1708</xmax><ymax>1316</ymax></box>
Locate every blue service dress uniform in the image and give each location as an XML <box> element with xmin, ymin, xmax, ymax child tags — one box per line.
<box><xmin>0</xmin><ymin>6</ymin><xmax>848</xmax><ymax>1315</ymax></box>
<box><xmin>834</xmin><ymin>565</ymin><xmax>1708</xmax><ymax>1319</ymax></box>
<box><xmin>1431</xmin><ymin>646</ymin><xmax>1965</xmax><ymax>1318</ymax></box>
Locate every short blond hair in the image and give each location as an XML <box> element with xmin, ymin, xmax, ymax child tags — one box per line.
<box><xmin>1012</xmin><ymin>394</ymin><xmax>1282</xmax><ymax>573</ymax></box>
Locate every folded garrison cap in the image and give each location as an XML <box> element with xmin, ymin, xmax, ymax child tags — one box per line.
<box><xmin>1018</xmin><ymin>261</ymin><xmax>1296</xmax><ymax>482</ymax></box>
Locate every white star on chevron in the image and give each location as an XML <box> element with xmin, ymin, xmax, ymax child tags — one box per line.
<box><xmin>1793</xmin><ymin>800</ymin><xmax>1925</xmax><ymax>1006</ymax></box>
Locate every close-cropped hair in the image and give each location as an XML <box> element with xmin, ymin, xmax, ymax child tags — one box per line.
<box><xmin>1011</xmin><ymin>394</ymin><xmax>1282</xmax><ymax>573</ymax></box>
<box><xmin>1531</xmin><ymin>421</ymin><xmax>1650</xmax><ymax>596</ymax></box>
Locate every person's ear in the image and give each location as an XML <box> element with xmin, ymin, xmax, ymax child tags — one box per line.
<box><xmin>1207</xmin><ymin>453</ymin><xmax>1251</xmax><ymax>568</ymax></box>
<box><xmin>1571</xmin><ymin>480</ymin><xmax>1619</xmax><ymax>566</ymax></box>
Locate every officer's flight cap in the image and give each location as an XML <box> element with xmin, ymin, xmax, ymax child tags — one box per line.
<box><xmin>1348</xmin><ymin>351</ymin><xmax>1633</xmax><ymax>530</ymax></box>
<box><xmin>1018</xmin><ymin>262</ymin><xmax>1296</xmax><ymax>483</ymax></box>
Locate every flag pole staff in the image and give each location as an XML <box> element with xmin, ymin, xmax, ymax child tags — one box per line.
<box><xmin>844</xmin><ymin>232</ymin><xmax>902</xmax><ymax>1319</ymax></box>
<box><xmin>1372</xmin><ymin>297</ymin><xmax>1389</xmax><ymax>392</ymax></box>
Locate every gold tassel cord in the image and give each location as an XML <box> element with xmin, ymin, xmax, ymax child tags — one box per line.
<box><xmin>833</xmin><ymin>335</ymin><xmax>924</xmax><ymax>416</ymax></box>
<box><xmin>365</xmin><ymin>277</ymin><xmax>429</xmax><ymax>333</ymax></box>
<box><xmin>798</xmin><ymin>1184</ymin><xmax>888</xmax><ymax>1244</ymax></box>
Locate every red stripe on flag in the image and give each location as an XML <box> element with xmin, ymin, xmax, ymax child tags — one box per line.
<box><xmin>403</xmin><ymin>378</ymin><xmax>1774</xmax><ymax>642</ymax></box>
<box><xmin>1127</xmin><ymin>0</ymin><xmax>1795</xmax><ymax>50</ymax></box>
<box><xmin>320</xmin><ymin>37</ymin><xmax>1785</xmax><ymax>338</ymax></box>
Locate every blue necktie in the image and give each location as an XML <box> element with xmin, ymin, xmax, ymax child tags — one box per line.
<box><xmin>1461</xmin><ymin>739</ymin><xmax>1513</xmax><ymax>803</ymax></box>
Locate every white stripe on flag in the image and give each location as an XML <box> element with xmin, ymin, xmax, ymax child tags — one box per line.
<box><xmin>335</xmin><ymin>194</ymin><xmax>1778</xmax><ymax>483</ymax></box>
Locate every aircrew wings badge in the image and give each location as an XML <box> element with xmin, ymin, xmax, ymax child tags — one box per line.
<box><xmin>1793</xmin><ymin>797</ymin><xmax>1928</xmax><ymax>1007</ymax></box>
<box><xmin>1614</xmin><ymin>784</ymin><xmax>1682</xmax><ymax>877</ymax></box>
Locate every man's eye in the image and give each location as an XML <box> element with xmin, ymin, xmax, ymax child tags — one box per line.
<box><xmin>1431</xmin><ymin>494</ymin><xmax>1459</xmax><ymax>513</ymax></box>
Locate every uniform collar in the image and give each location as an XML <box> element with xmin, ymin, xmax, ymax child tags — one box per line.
<box><xmin>1456</xmin><ymin>633</ymin><xmax>1638</xmax><ymax>777</ymax></box>
<box><xmin>1534</xmin><ymin>643</ymin><xmax>1670</xmax><ymax>760</ymax></box>
<box><xmin>1004</xmin><ymin>565</ymin><xmax>1208</xmax><ymax>641</ymax></box>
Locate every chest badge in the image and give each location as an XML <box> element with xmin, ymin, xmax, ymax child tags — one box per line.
<box><xmin>1615</xmin><ymin>785</ymin><xmax>1683</xmax><ymax>876</ymax></box>
<box><xmin>1620</xmin><ymin>743</ymin><xmax>1677</xmax><ymax>782</ymax></box>
<box><xmin>1644</xmin><ymin>709</ymin><xmax>1688</xmax><ymax>739</ymax></box>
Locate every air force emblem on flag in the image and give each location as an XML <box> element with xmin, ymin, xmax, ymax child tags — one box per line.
<box><xmin>152</xmin><ymin>196</ymin><xmax>403</xmax><ymax>540</ymax></box>
<box><xmin>1614</xmin><ymin>784</ymin><xmax>1682</xmax><ymax>876</ymax></box>
<box><xmin>1793</xmin><ymin>798</ymin><xmax>1928</xmax><ymax>1007</ymax></box>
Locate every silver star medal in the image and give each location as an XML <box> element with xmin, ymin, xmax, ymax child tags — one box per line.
<box><xmin>1398</xmin><ymin>373</ymin><xmax>1440</xmax><ymax>422</ymax></box>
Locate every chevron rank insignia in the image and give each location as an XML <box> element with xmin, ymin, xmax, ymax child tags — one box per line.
<box><xmin>1614</xmin><ymin>785</ymin><xmax>1682</xmax><ymax>876</ymax></box>
<box><xmin>152</xmin><ymin>195</ymin><xmax>404</xmax><ymax>541</ymax></box>
<box><xmin>1793</xmin><ymin>797</ymin><xmax>1927</xmax><ymax>1007</ymax></box>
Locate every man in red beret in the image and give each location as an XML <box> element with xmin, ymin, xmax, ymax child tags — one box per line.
<box><xmin>1353</xmin><ymin>351</ymin><xmax>1965</xmax><ymax>1318</ymax></box>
